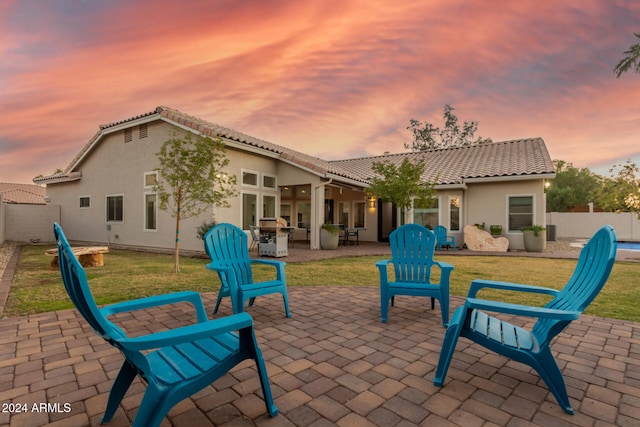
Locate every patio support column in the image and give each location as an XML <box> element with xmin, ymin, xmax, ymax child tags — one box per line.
<box><xmin>310</xmin><ymin>181</ymin><xmax>328</xmax><ymax>249</ymax></box>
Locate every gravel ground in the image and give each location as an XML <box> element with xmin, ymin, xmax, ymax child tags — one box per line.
<box><xmin>0</xmin><ymin>241</ymin><xmax>16</xmax><ymax>278</ymax></box>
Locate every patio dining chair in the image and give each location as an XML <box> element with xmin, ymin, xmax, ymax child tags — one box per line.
<box><xmin>53</xmin><ymin>223</ymin><xmax>278</xmax><ymax>427</ymax></box>
<box><xmin>249</xmin><ymin>224</ymin><xmax>260</xmax><ymax>251</ymax></box>
<box><xmin>204</xmin><ymin>223</ymin><xmax>291</xmax><ymax>317</ymax></box>
<box><xmin>434</xmin><ymin>224</ymin><xmax>617</xmax><ymax>414</ymax></box>
<box><xmin>376</xmin><ymin>223</ymin><xmax>454</xmax><ymax>326</ymax></box>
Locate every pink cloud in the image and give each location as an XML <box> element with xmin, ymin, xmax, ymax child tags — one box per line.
<box><xmin>1</xmin><ymin>0</ymin><xmax>639</xmax><ymax>184</ymax></box>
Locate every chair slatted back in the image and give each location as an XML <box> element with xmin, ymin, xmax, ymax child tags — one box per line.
<box><xmin>433</xmin><ymin>225</ymin><xmax>447</xmax><ymax>241</ymax></box>
<box><xmin>204</xmin><ymin>223</ymin><xmax>254</xmax><ymax>286</ymax></box>
<box><xmin>54</xmin><ymin>223</ymin><xmax>126</xmax><ymax>344</ymax></box>
<box><xmin>533</xmin><ymin>225</ymin><xmax>617</xmax><ymax>340</ymax></box>
<box><xmin>389</xmin><ymin>224</ymin><xmax>437</xmax><ymax>283</ymax></box>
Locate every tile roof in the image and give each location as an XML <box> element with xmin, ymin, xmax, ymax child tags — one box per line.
<box><xmin>35</xmin><ymin>106</ymin><xmax>554</xmax><ymax>187</ymax></box>
<box><xmin>0</xmin><ymin>183</ymin><xmax>46</xmax><ymax>204</ymax></box>
<box><xmin>330</xmin><ymin>138</ymin><xmax>556</xmax><ymax>185</ymax></box>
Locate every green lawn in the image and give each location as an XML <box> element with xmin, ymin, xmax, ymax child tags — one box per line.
<box><xmin>5</xmin><ymin>246</ymin><xmax>640</xmax><ymax>322</ymax></box>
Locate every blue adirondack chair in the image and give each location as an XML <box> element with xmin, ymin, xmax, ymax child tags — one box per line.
<box><xmin>376</xmin><ymin>224</ymin><xmax>454</xmax><ymax>326</ymax></box>
<box><xmin>434</xmin><ymin>225</ymin><xmax>617</xmax><ymax>414</ymax></box>
<box><xmin>433</xmin><ymin>225</ymin><xmax>456</xmax><ymax>251</ymax></box>
<box><xmin>204</xmin><ymin>223</ymin><xmax>291</xmax><ymax>317</ymax></box>
<box><xmin>53</xmin><ymin>223</ymin><xmax>278</xmax><ymax>427</ymax></box>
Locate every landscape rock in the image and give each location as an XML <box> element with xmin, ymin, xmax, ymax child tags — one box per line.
<box><xmin>464</xmin><ymin>224</ymin><xmax>509</xmax><ymax>252</ymax></box>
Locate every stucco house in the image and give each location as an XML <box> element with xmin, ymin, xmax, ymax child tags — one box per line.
<box><xmin>34</xmin><ymin>106</ymin><xmax>555</xmax><ymax>251</ymax></box>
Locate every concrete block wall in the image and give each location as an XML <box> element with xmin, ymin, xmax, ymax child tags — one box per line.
<box><xmin>546</xmin><ymin>211</ymin><xmax>640</xmax><ymax>241</ymax></box>
<box><xmin>2</xmin><ymin>204</ymin><xmax>60</xmax><ymax>243</ymax></box>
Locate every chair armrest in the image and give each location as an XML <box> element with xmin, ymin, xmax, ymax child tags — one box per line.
<box><xmin>468</xmin><ymin>279</ymin><xmax>560</xmax><ymax>299</ymax></box>
<box><xmin>118</xmin><ymin>312</ymin><xmax>255</xmax><ymax>351</ymax></box>
<box><xmin>375</xmin><ymin>260</ymin><xmax>392</xmax><ymax>269</ymax></box>
<box><xmin>433</xmin><ymin>261</ymin><xmax>454</xmax><ymax>285</ymax></box>
<box><xmin>100</xmin><ymin>291</ymin><xmax>208</xmax><ymax>323</ymax></box>
<box><xmin>465</xmin><ymin>298</ymin><xmax>581</xmax><ymax>320</ymax></box>
<box><xmin>251</xmin><ymin>259</ymin><xmax>286</xmax><ymax>267</ymax></box>
<box><xmin>251</xmin><ymin>259</ymin><xmax>286</xmax><ymax>280</ymax></box>
<box><xmin>375</xmin><ymin>260</ymin><xmax>392</xmax><ymax>283</ymax></box>
<box><xmin>434</xmin><ymin>261</ymin><xmax>454</xmax><ymax>271</ymax></box>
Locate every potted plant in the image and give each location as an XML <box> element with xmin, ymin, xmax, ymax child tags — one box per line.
<box><xmin>489</xmin><ymin>225</ymin><xmax>503</xmax><ymax>236</ymax></box>
<box><xmin>522</xmin><ymin>225</ymin><xmax>546</xmax><ymax>252</ymax></box>
<box><xmin>320</xmin><ymin>223</ymin><xmax>340</xmax><ymax>250</ymax></box>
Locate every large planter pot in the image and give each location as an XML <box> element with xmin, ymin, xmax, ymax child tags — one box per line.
<box><xmin>320</xmin><ymin>228</ymin><xmax>340</xmax><ymax>250</ymax></box>
<box><xmin>523</xmin><ymin>230</ymin><xmax>546</xmax><ymax>252</ymax></box>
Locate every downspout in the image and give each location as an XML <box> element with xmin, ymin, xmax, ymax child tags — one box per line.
<box><xmin>310</xmin><ymin>178</ymin><xmax>333</xmax><ymax>249</ymax></box>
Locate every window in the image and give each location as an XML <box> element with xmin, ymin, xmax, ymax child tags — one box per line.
<box><xmin>144</xmin><ymin>171</ymin><xmax>158</xmax><ymax>188</ymax></box>
<box><xmin>242</xmin><ymin>170</ymin><xmax>258</xmax><ymax>186</ymax></box>
<box><xmin>263</xmin><ymin>174</ymin><xmax>276</xmax><ymax>189</ymax></box>
<box><xmin>263</xmin><ymin>195</ymin><xmax>276</xmax><ymax>218</ymax></box>
<box><xmin>338</xmin><ymin>202</ymin><xmax>349</xmax><ymax>226</ymax></box>
<box><xmin>79</xmin><ymin>196</ymin><xmax>90</xmax><ymax>209</ymax></box>
<box><xmin>414</xmin><ymin>198</ymin><xmax>439</xmax><ymax>229</ymax></box>
<box><xmin>280</xmin><ymin>203</ymin><xmax>291</xmax><ymax>226</ymax></box>
<box><xmin>124</xmin><ymin>128</ymin><xmax>133</xmax><ymax>143</ymax></box>
<box><xmin>106</xmin><ymin>195</ymin><xmax>124</xmax><ymax>222</ymax></box>
<box><xmin>354</xmin><ymin>202</ymin><xmax>365</xmax><ymax>228</ymax></box>
<box><xmin>242</xmin><ymin>193</ymin><xmax>257</xmax><ymax>230</ymax></box>
<box><xmin>297</xmin><ymin>201</ymin><xmax>311</xmax><ymax>228</ymax></box>
<box><xmin>449</xmin><ymin>197</ymin><xmax>461</xmax><ymax>231</ymax></box>
<box><xmin>508</xmin><ymin>195</ymin><xmax>533</xmax><ymax>232</ymax></box>
<box><xmin>145</xmin><ymin>194</ymin><xmax>157</xmax><ymax>230</ymax></box>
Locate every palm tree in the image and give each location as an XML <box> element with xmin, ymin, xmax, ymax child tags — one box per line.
<box><xmin>614</xmin><ymin>33</ymin><xmax>640</xmax><ymax>78</ymax></box>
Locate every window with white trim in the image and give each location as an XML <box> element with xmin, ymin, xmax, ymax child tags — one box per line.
<box><xmin>242</xmin><ymin>170</ymin><xmax>258</xmax><ymax>187</ymax></box>
<box><xmin>263</xmin><ymin>174</ymin><xmax>276</xmax><ymax>189</ymax></box>
<box><xmin>414</xmin><ymin>197</ymin><xmax>439</xmax><ymax>229</ymax></box>
<box><xmin>508</xmin><ymin>195</ymin><xmax>534</xmax><ymax>232</ymax></box>
<box><xmin>79</xmin><ymin>196</ymin><xmax>91</xmax><ymax>209</ymax></box>
<box><xmin>106</xmin><ymin>195</ymin><xmax>124</xmax><ymax>222</ymax></box>
<box><xmin>144</xmin><ymin>193</ymin><xmax>157</xmax><ymax>230</ymax></box>
<box><xmin>144</xmin><ymin>171</ymin><xmax>158</xmax><ymax>188</ymax></box>
<box><xmin>263</xmin><ymin>195</ymin><xmax>276</xmax><ymax>218</ymax></box>
<box><xmin>242</xmin><ymin>192</ymin><xmax>257</xmax><ymax>230</ymax></box>
<box><xmin>449</xmin><ymin>196</ymin><xmax>461</xmax><ymax>231</ymax></box>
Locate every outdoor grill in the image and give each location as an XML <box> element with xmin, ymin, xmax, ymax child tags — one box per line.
<box><xmin>258</xmin><ymin>217</ymin><xmax>289</xmax><ymax>257</ymax></box>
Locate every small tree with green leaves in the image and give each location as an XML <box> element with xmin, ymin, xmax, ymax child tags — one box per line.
<box><xmin>405</xmin><ymin>104</ymin><xmax>492</xmax><ymax>151</ymax></box>
<box><xmin>155</xmin><ymin>129</ymin><xmax>237</xmax><ymax>272</ymax></box>
<box><xmin>367</xmin><ymin>157</ymin><xmax>435</xmax><ymax>224</ymax></box>
<box><xmin>614</xmin><ymin>33</ymin><xmax>640</xmax><ymax>78</ymax></box>
<box><xmin>595</xmin><ymin>160</ymin><xmax>640</xmax><ymax>218</ymax></box>
<box><xmin>546</xmin><ymin>160</ymin><xmax>601</xmax><ymax>212</ymax></box>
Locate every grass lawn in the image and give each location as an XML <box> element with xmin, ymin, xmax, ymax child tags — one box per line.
<box><xmin>5</xmin><ymin>245</ymin><xmax>640</xmax><ymax>322</ymax></box>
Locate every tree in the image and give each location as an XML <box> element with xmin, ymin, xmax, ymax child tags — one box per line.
<box><xmin>155</xmin><ymin>129</ymin><xmax>238</xmax><ymax>272</ymax></box>
<box><xmin>367</xmin><ymin>157</ymin><xmax>435</xmax><ymax>224</ymax></box>
<box><xmin>405</xmin><ymin>104</ymin><xmax>492</xmax><ymax>151</ymax></box>
<box><xmin>545</xmin><ymin>160</ymin><xmax>601</xmax><ymax>212</ymax></box>
<box><xmin>614</xmin><ymin>33</ymin><xmax>640</xmax><ymax>78</ymax></box>
<box><xmin>595</xmin><ymin>160</ymin><xmax>640</xmax><ymax>217</ymax></box>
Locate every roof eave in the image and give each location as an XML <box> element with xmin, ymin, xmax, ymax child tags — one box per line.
<box><xmin>463</xmin><ymin>173</ymin><xmax>556</xmax><ymax>184</ymax></box>
<box><xmin>33</xmin><ymin>172</ymin><xmax>82</xmax><ymax>185</ymax></box>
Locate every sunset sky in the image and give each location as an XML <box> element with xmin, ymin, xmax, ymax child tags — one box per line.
<box><xmin>1</xmin><ymin>0</ymin><xmax>639</xmax><ymax>184</ymax></box>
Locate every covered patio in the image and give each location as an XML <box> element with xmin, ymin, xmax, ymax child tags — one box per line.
<box><xmin>1</xmin><ymin>285</ymin><xmax>638</xmax><ymax>426</ymax></box>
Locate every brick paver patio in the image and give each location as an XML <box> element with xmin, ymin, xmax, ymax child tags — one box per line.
<box><xmin>1</xmin><ymin>285</ymin><xmax>639</xmax><ymax>426</ymax></box>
